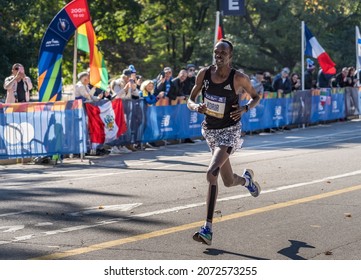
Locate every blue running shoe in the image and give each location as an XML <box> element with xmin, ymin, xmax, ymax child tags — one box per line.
<box><xmin>193</xmin><ymin>226</ymin><xmax>212</xmax><ymax>245</ymax></box>
<box><xmin>242</xmin><ymin>169</ymin><xmax>261</xmax><ymax>197</ymax></box>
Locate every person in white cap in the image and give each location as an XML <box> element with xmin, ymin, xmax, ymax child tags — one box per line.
<box><xmin>74</xmin><ymin>71</ymin><xmax>97</xmax><ymax>101</ymax></box>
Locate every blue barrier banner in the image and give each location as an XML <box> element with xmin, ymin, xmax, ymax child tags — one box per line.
<box><xmin>0</xmin><ymin>100</ymin><xmax>86</xmax><ymax>159</ymax></box>
<box><xmin>311</xmin><ymin>89</ymin><xmax>345</xmax><ymax>122</ymax></box>
<box><xmin>104</xmin><ymin>90</ymin><xmax>347</xmax><ymax>146</ymax></box>
<box><xmin>241</xmin><ymin>98</ymin><xmax>291</xmax><ymax>131</ymax></box>
<box><xmin>142</xmin><ymin>103</ymin><xmax>203</xmax><ymax>142</ymax></box>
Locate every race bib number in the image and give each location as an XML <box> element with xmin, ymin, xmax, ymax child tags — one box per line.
<box><xmin>204</xmin><ymin>93</ymin><xmax>226</xmax><ymax>119</ymax></box>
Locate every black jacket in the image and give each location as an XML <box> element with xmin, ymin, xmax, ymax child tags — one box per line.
<box><xmin>155</xmin><ymin>78</ymin><xmax>177</xmax><ymax>100</ymax></box>
<box><xmin>272</xmin><ymin>74</ymin><xmax>292</xmax><ymax>94</ymax></box>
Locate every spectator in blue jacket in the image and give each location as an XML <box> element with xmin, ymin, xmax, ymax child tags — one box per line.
<box><xmin>140</xmin><ymin>80</ymin><xmax>157</xmax><ymax>106</ymax></box>
<box><xmin>272</xmin><ymin>67</ymin><xmax>292</xmax><ymax>97</ymax></box>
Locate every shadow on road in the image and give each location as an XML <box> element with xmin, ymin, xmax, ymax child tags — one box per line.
<box><xmin>277</xmin><ymin>239</ymin><xmax>315</xmax><ymax>260</ymax></box>
<box><xmin>203</xmin><ymin>248</ymin><xmax>269</xmax><ymax>260</ymax></box>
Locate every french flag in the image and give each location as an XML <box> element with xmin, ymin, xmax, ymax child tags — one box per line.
<box><xmin>305</xmin><ymin>24</ymin><xmax>336</xmax><ymax>75</ymax></box>
<box><xmin>85</xmin><ymin>99</ymin><xmax>127</xmax><ymax>147</ymax></box>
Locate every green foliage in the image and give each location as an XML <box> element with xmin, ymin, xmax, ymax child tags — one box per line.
<box><xmin>0</xmin><ymin>0</ymin><xmax>360</xmax><ymax>98</ymax></box>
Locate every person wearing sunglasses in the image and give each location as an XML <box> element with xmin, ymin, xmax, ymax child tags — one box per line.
<box><xmin>4</xmin><ymin>63</ymin><xmax>33</xmax><ymax>103</ymax></box>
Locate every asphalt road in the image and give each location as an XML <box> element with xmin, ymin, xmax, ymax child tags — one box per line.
<box><xmin>1</xmin><ymin>119</ymin><xmax>361</xmax><ymax>260</ymax></box>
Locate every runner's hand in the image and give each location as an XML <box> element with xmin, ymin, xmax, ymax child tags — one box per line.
<box><xmin>196</xmin><ymin>103</ymin><xmax>207</xmax><ymax>114</ymax></box>
<box><xmin>230</xmin><ymin>104</ymin><xmax>246</xmax><ymax>121</ymax></box>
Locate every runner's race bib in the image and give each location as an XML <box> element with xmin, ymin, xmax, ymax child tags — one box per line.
<box><xmin>204</xmin><ymin>92</ymin><xmax>226</xmax><ymax>119</ymax></box>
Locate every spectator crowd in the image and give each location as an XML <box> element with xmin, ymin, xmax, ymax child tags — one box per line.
<box><xmin>2</xmin><ymin>60</ymin><xmax>361</xmax><ymax>154</ymax></box>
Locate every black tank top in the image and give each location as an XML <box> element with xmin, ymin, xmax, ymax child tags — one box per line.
<box><xmin>202</xmin><ymin>66</ymin><xmax>238</xmax><ymax>129</ymax></box>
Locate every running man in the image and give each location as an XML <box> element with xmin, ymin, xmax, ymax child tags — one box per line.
<box><xmin>187</xmin><ymin>39</ymin><xmax>261</xmax><ymax>245</ymax></box>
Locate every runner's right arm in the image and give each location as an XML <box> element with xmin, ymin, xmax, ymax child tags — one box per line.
<box><xmin>187</xmin><ymin>68</ymin><xmax>207</xmax><ymax>114</ymax></box>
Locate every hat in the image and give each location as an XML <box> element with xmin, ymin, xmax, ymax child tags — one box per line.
<box><xmin>77</xmin><ymin>71</ymin><xmax>88</xmax><ymax>80</ymax></box>
<box><xmin>163</xmin><ymin>67</ymin><xmax>172</xmax><ymax>73</ymax></box>
<box><xmin>281</xmin><ymin>67</ymin><xmax>290</xmax><ymax>74</ymax></box>
<box><xmin>306</xmin><ymin>58</ymin><xmax>315</xmax><ymax>70</ymax></box>
<box><xmin>128</xmin><ymin>65</ymin><xmax>136</xmax><ymax>73</ymax></box>
<box><xmin>122</xmin><ymin>69</ymin><xmax>132</xmax><ymax>76</ymax></box>
<box><xmin>186</xmin><ymin>63</ymin><xmax>196</xmax><ymax>70</ymax></box>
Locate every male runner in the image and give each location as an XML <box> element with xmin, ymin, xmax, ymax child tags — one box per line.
<box><xmin>187</xmin><ymin>39</ymin><xmax>261</xmax><ymax>245</ymax></box>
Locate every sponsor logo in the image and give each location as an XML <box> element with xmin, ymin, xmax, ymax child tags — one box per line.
<box><xmin>45</xmin><ymin>39</ymin><xmax>60</xmax><ymax>47</ymax></box>
<box><xmin>203</xmin><ymin>80</ymin><xmax>209</xmax><ymax>91</ymax></box>
<box><xmin>223</xmin><ymin>84</ymin><xmax>232</xmax><ymax>90</ymax></box>
<box><xmin>273</xmin><ymin>105</ymin><xmax>283</xmax><ymax>121</ymax></box>
<box><xmin>4</xmin><ymin>122</ymin><xmax>35</xmax><ymax>145</ymax></box>
<box><xmin>332</xmin><ymin>100</ymin><xmax>340</xmax><ymax>113</ymax></box>
<box><xmin>275</xmin><ymin>105</ymin><xmax>282</xmax><ymax>116</ymax></box>
<box><xmin>190</xmin><ymin>112</ymin><xmax>198</xmax><ymax>124</ymax></box>
<box><xmin>332</xmin><ymin>100</ymin><xmax>337</xmax><ymax>110</ymax></box>
<box><xmin>57</xmin><ymin>18</ymin><xmax>70</xmax><ymax>33</ymax></box>
<box><xmin>104</xmin><ymin>115</ymin><xmax>115</xmax><ymax>131</ymax></box>
<box><xmin>161</xmin><ymin>115</ymin><xmax>173</xmax><ymax>132</ymax></box>
<box><xmin>250</xmin><ymin>108</ymin><xmax>257</xmax><ymax>118</ymax></box>
<box><xmin>162</xmin><ymin>115</ymin><xmax>171</xmax><ymax>127</ymax></box>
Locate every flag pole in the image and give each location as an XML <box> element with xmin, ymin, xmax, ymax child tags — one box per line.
<box><xmin>356</xmin><ymin>26</ymin><xmax>360</xmax><ymax>86</ymax></box>
<box><xmin>213</xmin><ymin>0</ymin><xmax>220</xmax><ymax>65</ymax></box>
<box><xmin>301</xmin><ymin>21</ymin><xmax>305</xmax><ymax>90</ymax></box>
<box><xmin>73</xmin><ymin>30</ymin><xmax>78</xmax><ymax>100</ymax></box>
<box><xmin>213</xmin><ymin>11</ymin><xmax>220</xmax><ymax>65</ymax></box>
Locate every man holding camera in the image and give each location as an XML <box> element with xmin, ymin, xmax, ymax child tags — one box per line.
<box><xmin>4</xmin><ymin>63</ymin><xmax>33</xmax><ymax>103</ymax></box>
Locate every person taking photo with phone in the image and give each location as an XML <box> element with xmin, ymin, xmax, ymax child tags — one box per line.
<box><xmin>4</xmin><ymin>63</ymin><xmax>33</xmax><ymax>103</ymax></box>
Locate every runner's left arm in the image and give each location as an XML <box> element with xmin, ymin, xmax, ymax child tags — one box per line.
<box><xmin>230</xmin><ymin>71</ymin><xmax>260</xmax><ymax>121</ymax></box>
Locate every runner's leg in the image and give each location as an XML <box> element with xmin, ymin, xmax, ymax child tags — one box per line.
<box><xmin>205</xmin><ymin>146</ymin><xmax>233</xmax><ymax>226</ymax></box>
<box><xmin>220</xmin><ymin>158</ymin><xmax>246</xmax><ymax>187</ymax></box>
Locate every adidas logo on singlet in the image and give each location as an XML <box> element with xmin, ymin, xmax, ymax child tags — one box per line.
<box><xmin>223</xmin><ymin>84</ymin><xmax>232</xmax><ymax>90</ymax></box>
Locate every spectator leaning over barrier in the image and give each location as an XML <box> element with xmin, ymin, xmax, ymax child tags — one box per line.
<box><xmin>4</xmin><ymin>63</ymin><xmax>33</xmax><ymax>103</ymax></box>
<box><xmin>140</xmin><ymin>80</ymin><xmax>157</xmax><ymax>106</ymax></box>
<box><xmin>155</xmin><ymin>66</ymin><xmax>176</xmax><ymax>103</ymax></box>
<box><xmin>272</xmin><ymin>67</ymin><xmax>292</xmax><ymax>97</ymax></box>
<box><xmin>334</xmin><ymin>67</ymin><xmax>349</xmax><ymax>88</ymax></box>
<box><xmin>344</xmin><ymin>67</ymin><xmax>360</xmax><ymax>115</ymax></box>
<box><xmin>110</xmin><ymin>69</ymin><xmax>137</xmax><ymax>99</ymax></box>
<box><xmin>291</xmin><ymin>73</ymin><xmax>301</xmax><ymax>91</ymax></box>
<box><xmin>184</xmin><ymin>63</ymin><xmax>196</xmax><ymax>96</ymax></box>
<box><xmin>304</xmin><ymin>59</ymin><xmax>316</xmax><ymax>89</ymax></box>
<box><xmin>171</xmin><ymin>69</ymin><xmax>188</xmax><ymax>105</ymax></box>
<box><xmin>262</xmin><ymin>72</ymin><xmax>273</xmax><ymax>92</ymax></box>
<box><xmin>346</xmin><ymin>67</ymin><xmax>358</xmax><ymax>87</ymax></box>
<box><xmin>102</xmin><ymin>86</ymin><xmax>112</xmax><ymax>101</ymax></box>
<box><xmin>317</xmin><ymin>69</ymin><xmax>333</xmax><ymax>88</ymax></box>
<box><xmin>251</xmin><ymin>71</ymin><xmax>264</xmax><ymax>97</ymax></box>
<box><xmin>74</xmin><ymin>72</ymin><xmax>97</xmax><ymax>102</ymax></box>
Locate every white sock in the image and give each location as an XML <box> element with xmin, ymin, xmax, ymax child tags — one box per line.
<box><xmin>204</xmin><ymin>221</ymin><xmax>212</xmax><ymax>231</ymax></box>
<box><xmin>244</xmin><ymin>177</ymin><xmax>250</xmax><ymax>187</ymax></box>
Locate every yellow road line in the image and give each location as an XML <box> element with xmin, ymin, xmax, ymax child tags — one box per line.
<box><xmin>31</xmin><ymin>184</ymin><xmax>361</xmax><ymax>260</ymax></box>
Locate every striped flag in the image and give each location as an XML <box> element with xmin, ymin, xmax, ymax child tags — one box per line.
<box><xmin>304</xmin><ymin>24</ymin><xmax>336</xmax><ymax>75</ymax></box>
<box><xmin>77</xmin><ymin>21</ymin><xmax>108</xmax><ymax>91</ymax></box>
<box><xmin>217</xmin><ymin>14</ymin><xmax>224</xmax><ymax>41</ymax></box>
<box><xmin>85</xmin><ymin>99</ymin><xmax>127</xmax><ymax>146</ymax></box>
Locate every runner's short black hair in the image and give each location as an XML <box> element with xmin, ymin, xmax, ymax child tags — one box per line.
<box><xmin>219</xmin><ymin>39</ymin><xmax>233</xmax><ymax>53</ymax></box>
